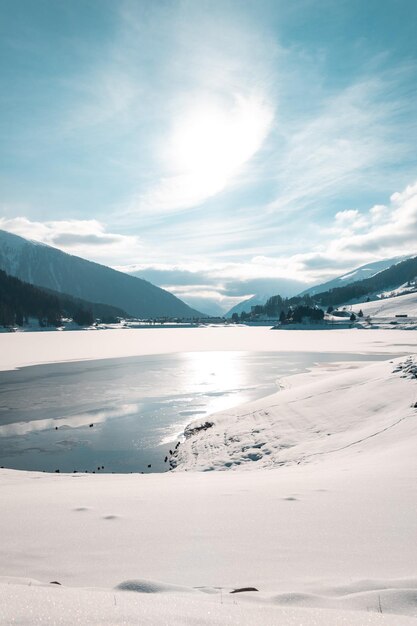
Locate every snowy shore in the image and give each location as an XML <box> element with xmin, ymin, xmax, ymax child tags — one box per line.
<box><xmin>1</xmin><ymin>328</ymin><xmax>417</xmax><ymax>624</ymax></box>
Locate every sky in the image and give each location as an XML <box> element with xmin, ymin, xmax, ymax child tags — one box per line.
<box><xmin>1</xmin><ymin>0</ymin><xmax>417</xmax><ymax>314</ymax></box>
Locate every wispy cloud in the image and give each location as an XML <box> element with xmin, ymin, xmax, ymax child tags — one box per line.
<box><xmin>111</xmin><ymin>1</ymin><xmax>278</xmax><ymax>216</ymax></box>
<box><xmin>268</xmin><ymin>72</ymin><xmax>417</xmax><ymax>215</ymax></box>
<box><xmin>118</xmin><ymin>178</ymin><xmax>417</xmax><ymax>308</ymax></box>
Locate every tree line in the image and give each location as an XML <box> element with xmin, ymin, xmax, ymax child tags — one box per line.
<box><xmin>232</xmin><ymin>298</ymin><xmax>325</xmax><ymax>323</ymax></box>
<box><xmin>0</xmin><ymin>270</ymin><xmax>124</xmax><ymax>328</ymax></box>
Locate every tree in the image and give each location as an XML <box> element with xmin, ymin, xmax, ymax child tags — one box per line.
<box><xmin>73</xmin><ymin>307</ymin><xmax>94</xmax><ymax>326</ymax></box>
<box><xmin>311</xmin><ymin>307</ymin><xmax>324</xmax><ymax>321</ymax></box>
<box><xmin>15</xmin><ymin>310</ymin><xmax>24</xmax><ymax>326</ymax></box>
<box><xmin>358</xmin><ymin>309</ymin><xmax>364</xmax><ymax>317</ymax></box>
<box><xmin>252</xmin><ymin>305</ymin><xmax>264</xmax><ymax>316</ymax></box>
<box><xmin>279</xmin><ymin>310</ymin><xmax>286</xmax><ymax>323</ymax></box>
<box><xmin>326</xmin><ymin>305</ymin><xmax>334</xmax><ymax>314</ymax></box>
<box><xmin>265</xmin><ymin>295</ymin><xmax>283</xmax><ymax>317</ymax></box>
<box><xmin>231</xmin><ymin>313</ymin><xmax>239</xmax><ymax>323</ymax></box>
<box><xmin>350</xmin><ymin>312</ymin><xmax>356</xmax><ymax>321</ymax></box>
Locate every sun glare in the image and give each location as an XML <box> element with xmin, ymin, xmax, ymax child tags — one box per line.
<box><xmin>169</xmin><ymin>94</ymin><xmax>273</xmax><ymax>198</ymax></box>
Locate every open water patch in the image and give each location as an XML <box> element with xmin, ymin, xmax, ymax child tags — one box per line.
<box><xmin>0</xmin><ymin>351</ymin><xmax>390</xmax><ymax>473</ymax></box>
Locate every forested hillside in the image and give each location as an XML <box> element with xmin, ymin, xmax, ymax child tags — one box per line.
<box><xmin>237</xmin><ymin>257</ymin><xmax>417</xmax><ymax>320</ymax></box>
<box><xmin>0</xmin><ymin>229</ymin><xmax>202</xmax><ymax>318</ymax></box>
<box><xmin>0</xmin><ymin>270</ymin><xmax>127</xmax><ymax>327</ymax></box>
<box><xmin>311</xmin><ymin>256</ymin><xmax>417</xmax><ymax>307</ymax></box>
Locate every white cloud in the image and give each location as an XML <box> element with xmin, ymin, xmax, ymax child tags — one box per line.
<box><xmin>369</xmin><ymin>204</ymin><xmax>388</xmax><ymax>222</ymax></box>
<box><xmin>287</xmin><ymin>180</ymin><xmax>417</xmax><ymax>279</ymax></box>
<box><xmin>335</xmin><ymin>209</ymin><xmax>360</xmax><ymax>223</ymax></box>
<box><xmin>0</xmin><ymin>217</ymin><xmax>141</xmax><ymax>265</ymax></box>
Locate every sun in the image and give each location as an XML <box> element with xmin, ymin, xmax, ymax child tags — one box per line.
<box><xmin>168</xmin><ymin>93</ymin><xmax>273</xmax><ymax>199</ymax></box>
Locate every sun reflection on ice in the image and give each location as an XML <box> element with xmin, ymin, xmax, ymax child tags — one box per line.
<box><xmin>180</xmin><ymin>351</ymin><xmax>253</xmax><ymax>414</ymax></box>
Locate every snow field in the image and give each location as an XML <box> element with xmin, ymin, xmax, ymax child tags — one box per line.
<box><xmin>1</xmin><ymin>329</ymin><xmax>417</xmax><ymax>623</ymax></box>
<box><xmin>1</xmin><ymin>325</ymin><xmax>416</xmax><ymax>372</ymax></box>
<box><xmin>352</xmin><ymin>290</ymin><xmax>417</xmax><ymax>318</ymax></box>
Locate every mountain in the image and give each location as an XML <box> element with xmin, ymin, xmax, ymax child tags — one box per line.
<box><xmin>0</xmin><ymin>230</ymin><xmax>202</xmax><ymax>318</ymax></box>
<box><xmin>247</xmin><ymin>255</ymin><xmax>417</xmax><ymax>319</ymax></box>
<box><xmin>41</xmin><ymin>286</ymin><xmax>128</xmax><ymax>321</ymax></box>
<box><xmin>225</xmin><ymin>279</ymin><xmax>307</xmax><ymax>318</ymax></box>
<box><xmin>226</xmin><ymin>294</ymin><xmax>271</xmax><ymax>318</ymax></box>
<box><xmin>300</xmin><ymin>256</ymin><xmax>409</xmax><ymax>296</ymax></box>
<box><xmin>307</xmin><ymin>255</ymin><xmax>417</xmax><ymax>308</ymax></box>
<box><xmin>174</xmin><ymin>297</ymin><xmax>223</xmax><ymax>317</ymax></box>
<box><xmin>0</xmin><ymin>269</ymin><xmax>128</xmax><ymax>327</ymax></box>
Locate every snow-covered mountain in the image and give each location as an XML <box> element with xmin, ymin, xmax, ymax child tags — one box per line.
<box><xmin>226</xmin><ymin>294</ymin><xmax>271</xmax><ymax>318</ymax></box>
<box><xmin>0</xmin><ymin>230</ymin><xmax>202</xmax><ymax>318</ymax></box>
<box><xmin>225</xmin><ymin>280</ymin><xmax>306</xmax><ymax>318</ymax></box>
<box><xmin>301</xmin><ymin>256</ymin><xmax>409</xmax><ymax>296</ymax></box>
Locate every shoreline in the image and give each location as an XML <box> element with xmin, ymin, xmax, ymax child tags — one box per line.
<box><xmin>0</xmin><ymin>345</ymin><xmax>394</xmax><ymax>475</ymax></box>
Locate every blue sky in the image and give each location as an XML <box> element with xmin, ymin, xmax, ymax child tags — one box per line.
<box><xmin>1</xmin><ymin>0</ymin><xmax>417</xmax><ymax>312</ymax></box>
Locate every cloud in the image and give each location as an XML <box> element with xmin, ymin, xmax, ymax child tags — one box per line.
<box><xmin>336</xmin><ymin>182</ymin><xmax>417</xmax><ymax>255</ymax></box>
<box><xmin>129</xmin><ymin>178</ymin><xmax>417</xmax><ymax>302</ymax></box>
<box><xmin>3</xmin><ymin>178</ymin><xmax>417</xmax><ymax>312</ymax></box>
<box><xmin>335</xmin><ymin>209</ymin><xmax>360</xmax><ymax>224</ymax></box>
<box><xmin>267</xmin><ymin>73</ymin><xmax>417</xmax><ymax>215</ymax></box>
<box><xmin>0</xmin><ymin>217</ymin><xmax>141</xmax><ymax>265</ymax></box>
<box><xmin>51</xmin><ymin>233</ymin><xmax>122</xmax><ymax>246</ymax></box>
<box><xmin>288</xmin><ymin>180</ymin><xmax>417</xmax><ymax>278</ymax></box>
<box><xmin>122</xmin><ymin>262</ymin><xmax>307</xmax><ymax>312</ymax></box>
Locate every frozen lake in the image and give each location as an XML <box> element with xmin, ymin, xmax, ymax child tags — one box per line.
<box><xmin>0</xmin><ymin>350</ymin><xmax>389</xmax><ymax>473</ymax></box>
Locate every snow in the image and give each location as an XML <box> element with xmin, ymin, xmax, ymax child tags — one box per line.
<box><xmin>1</xmin><ymin>326</ymin><xmax>416</xmax><ymax>372</ymax></box>
<box><xmin>352</xmin><ymin>291</ymin><xmax>417</xmax><ymax>318</ymax></box>
<box><xmin>174</xmin><ymin>356</ymin><xmax>417</xmax><ymax>471</ymax></box>
<box><xmin>2</xmin><ymin>580</ymin><xmax>415</xmax><ymax>626</ymax></box>
<box><xmin>1</xmin><ymin>328</ymin><xmax>417</xmax><ymax>624</ymax></box>
<box><xmin>301</xmin><ymin>255</ymin><xmax>408</xmax><ymax>296</ymax></box>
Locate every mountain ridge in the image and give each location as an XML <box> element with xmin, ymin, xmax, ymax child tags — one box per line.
<box><xmin>0</xmin><ymin>230</ymin><xmax>202</xmax><ymax>318</ymax></box>
<box><xmin>300</xmin><ymin>256</ymin><xmax>409</xmax><ymax>297</ymax></box>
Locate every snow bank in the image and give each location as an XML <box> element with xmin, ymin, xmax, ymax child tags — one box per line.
<box><xmin>173</xmin><ymin>356</ymin><xmax>417</xmax><ymax>471</ymax></box>
<box><xmin>3</xmin><ymin>579</ymin><xmax>415</xmax><ymax>625</ymax></box>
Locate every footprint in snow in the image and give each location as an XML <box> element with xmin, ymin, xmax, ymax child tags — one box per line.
<box><xmin>73</xmin><ymin>507</ymin><xmax>90</xmax><ymax>512</ymax></box>
<box><xmin>103</xmin><ymin>514</ymin><xmax>119</xmax><ymax>520</ymax></box>
<box><xmin>282</xmin><ymin>496</ymin><xmax>298</xmax><ymax>501</ymax></box>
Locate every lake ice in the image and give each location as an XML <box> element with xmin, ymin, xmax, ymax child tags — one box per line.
<box><xmin>0</xmin><ymin>350</ymin><xmax>388</xmax><ymax>473</ymax></box>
